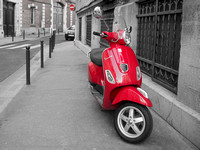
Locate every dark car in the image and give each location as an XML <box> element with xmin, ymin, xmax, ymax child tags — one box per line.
<box><xmin>65</xmin><ymin>25</ymin><xmax>75</xmax><ymax>40</ymax></box>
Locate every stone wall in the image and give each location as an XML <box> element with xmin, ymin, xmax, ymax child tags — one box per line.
<box><xmin>177</xmin><ymin>0</ymin><xmax>200</xmax><ymax>113</ymax></box>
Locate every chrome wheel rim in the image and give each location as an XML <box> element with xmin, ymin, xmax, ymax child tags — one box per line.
<box><xmin>117</xmin><ymin>106</ymin><xmax>146</xmax><ymax>138</ymax></box>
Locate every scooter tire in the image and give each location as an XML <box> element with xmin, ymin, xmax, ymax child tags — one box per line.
<box><xmin>114</xmin><ymin>102</ymin><xmax>153</xmax><ymax>143</ymax></box>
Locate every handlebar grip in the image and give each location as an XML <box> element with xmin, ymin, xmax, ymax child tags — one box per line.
<box><xmin>93</xmin><ymin>31</ymin><xmax>101</xmax><ymax>36</ymax></box>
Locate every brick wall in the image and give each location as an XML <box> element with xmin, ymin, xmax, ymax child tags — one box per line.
<box><xmin>22</xmin><ymin>0</ymin><xmax>51</xmax><ymax>28</ymax></box>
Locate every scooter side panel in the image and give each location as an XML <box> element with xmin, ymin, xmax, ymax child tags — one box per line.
<box><xmin>112</xmin><ymin>86</ymin><xmax>152</xmax><ymax>107</ymax></box>
<box><xmin>88</xmin><ymin>62</ymin><xmax>104</xmax><ymax>86</ymax></box>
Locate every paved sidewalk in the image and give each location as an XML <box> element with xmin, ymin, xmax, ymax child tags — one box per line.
<box><xmin>0</xmin><ymin>42</ymin><xmax>198</xmax><ymax>149</ymax></box>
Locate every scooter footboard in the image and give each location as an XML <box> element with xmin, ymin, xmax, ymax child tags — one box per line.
<box><xmin>112</xmin><ymin>86</ymin><xmax>152</xmax><ymax>107</ymax></box>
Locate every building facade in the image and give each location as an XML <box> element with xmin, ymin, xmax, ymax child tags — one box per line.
<box><xmin>0</xmin><ymin>0</ymin><xmax>75</xmax><ymax>37</ymax></box>
<box><xmin>74</xmin><ymin>0</ymin><xmax>200</xmax><ymax>148</ymax></box>
<box><xmin>22</xmin><ymin>0</ymin><xmax>74</xmax><ymax>35</ymax></box>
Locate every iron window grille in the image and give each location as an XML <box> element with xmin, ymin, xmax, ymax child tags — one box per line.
<box><xmin>79</xmin><ymin>17</ymin><xmax>82</xmax><ymax>41</ymax></box>
<box><xmin>136</xmin><ymin>0</ymin><xmax>183</xmax><ymax>93</ymax></box>
<box><xmin>86</xmin><ymin>15</ymin><xmax>92</xmax><ymax>46</ymax></box>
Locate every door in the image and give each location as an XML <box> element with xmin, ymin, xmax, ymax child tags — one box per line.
<box><xmin>3</xmin><ymin>1</ymin><xmax>15</xmax><ymax>37</ymax></box>
<box><xmin>53</xmin><ymin>2</ymin><xmax>63</xmax><ymax>32</ymax></box>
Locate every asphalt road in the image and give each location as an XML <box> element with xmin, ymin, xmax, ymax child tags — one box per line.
<box><xmin>0</xmin><ymin>34</ymin><xmax>68</xmax><ymax>82</ymax></box>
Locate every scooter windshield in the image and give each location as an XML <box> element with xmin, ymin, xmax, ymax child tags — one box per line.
<box><xmin>113</xmin><ymin>16</ymin><xmax>127</xmax><ymax>32</ymax></box>
<box><xmin>112</xmin><ymin>16</ymin><xmax>131</xmax><ymax>44</ymax></box>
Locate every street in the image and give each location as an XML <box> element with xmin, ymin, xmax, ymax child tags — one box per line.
<box><xmin>0</xmin><ymin>34</ymin><xmax>67</xmax><ymax>82</ymax></box>
<box><xmin>0</xmin><ymin>41</ymin><xmax>197</xmax><ymax>150</ymax></box>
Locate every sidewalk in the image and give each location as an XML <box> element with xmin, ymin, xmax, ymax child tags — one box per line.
<box><xmin>0</xmin><ymin>33</ymin><xmax>51</xmax><ymax>46</ymax></box>
<box><xmin>0</xmin><ymin>42</ymin><xmax>198</xmax><ymax>149</ymax></box>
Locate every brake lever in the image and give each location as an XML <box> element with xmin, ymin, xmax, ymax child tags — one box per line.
<box><xmin>100</xmin><ymin>33</ymin><xmax>108</xmax><ymax>38</ymax></box>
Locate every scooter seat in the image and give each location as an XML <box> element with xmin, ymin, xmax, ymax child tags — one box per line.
<box><xmin>90</xmin><ymin>48</ymin><xmax>104</xmax><ymax>66</ymax></box>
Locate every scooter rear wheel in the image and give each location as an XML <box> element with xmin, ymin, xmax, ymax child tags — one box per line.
<box><xmin>114</xmin><ymin>102</ymin><xmax>153</xmax><ymax>143</ymax></box>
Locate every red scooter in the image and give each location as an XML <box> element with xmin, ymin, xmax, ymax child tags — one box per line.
<box><xmin>88</xmin><ymin>7</ymin><xmax>153</xmax><ymax>143</ymax></box>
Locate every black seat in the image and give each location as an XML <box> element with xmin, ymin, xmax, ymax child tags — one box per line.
<box><xmin>90</xmin><ymin>48</ymin><xmax>104</xmax><ymax>66</ymax></box>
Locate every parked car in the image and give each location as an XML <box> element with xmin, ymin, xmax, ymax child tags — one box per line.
<box><xmin>65</xmin><ymin>25</ymin><xmax>75</xmax><ymax>40</ymax></box>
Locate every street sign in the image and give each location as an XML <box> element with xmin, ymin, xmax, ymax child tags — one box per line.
<box><xmin>70</xmin><ymin>4</ymin><xmax>75</xmax><ymax>11</ymax></box>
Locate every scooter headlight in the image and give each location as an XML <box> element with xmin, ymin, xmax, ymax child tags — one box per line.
<box><xmin>120</xmin><ymin>64</ymin><xmax>128</xmax><ymax>72</ymax></box>
<box><xmin>123</xmin><ymin>31</ymin><xmax>131</xmax><ymax>45</ymax></box>
<box><xmin>136</xmin><ymin>66</ymin><xmax>141</xmax><ymax>81</ymax></box>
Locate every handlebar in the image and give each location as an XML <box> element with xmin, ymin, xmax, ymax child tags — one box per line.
<box><xmin>93</xmin><ymin>31</ymin><xmax>101</xmax><ymax>36</ymax></box>
<box><xmin>93</xmin><ymin>31</ymin><xmax>108</xmax><ymax>38</ymax></box>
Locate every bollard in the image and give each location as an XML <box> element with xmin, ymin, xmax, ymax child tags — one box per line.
<box><xmin>12</xmin><ymin>31</ymin><xmax>15</xmax><ymax>41</ymax></box>
<box><xmin>54</xmin><ymin>31</ymin><xmax>56</xmax><ymax>49</ymax></box>
<box><xmin>23</xmin><ymin>30</ymin><xmax>25</xmax><ymax>40</ymax></box>
<box><xmin>12</xmin><ymin>35</ymin><xmax>14</xmax><ymax>41</ymax></box>
<box><xmin>51</xmin><ymin>33</ymin><xmax>54</xmax><ymax>52</ymax></box>
<box><xmin>53</xmin><ymin>30</ymin><xmax>56</xmax><ymax>49</ymax></box>
<box><xmin>43</xmin><ymin>28</ymin><xmax>45</xmax><ymax>36</ymax></box>
<box><xmin>49</xmin><ymin>37</ymin><xmax>52</xmax><ymax>58</ymax></box>
<box><xmin>26</xmin><ymin>46</ymin><xmax>31</xmax><ymax>85</ymax></box>
<box><xmin>41</xmin><ymin>40</ymin><xmax>44</xmax><ymax>68</ymax></box>
<box><xmin>38</xmin><ymin>29</ymin><xmax>40</xmax><ymax>37</ymax></box>
<box><xmin>52</xmin><ymin>35</ymin><xmax>54</xmax><ymax>51</ymax></box>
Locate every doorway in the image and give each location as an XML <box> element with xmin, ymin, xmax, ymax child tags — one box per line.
<box><xmin>3</xmin><ymin>0</ymin><xmax>15</xmax><ymax>37</ymax></box>
<box><xmin>53</xmin><ymin>2</ymin><xmax>63</xmax><ymax>32</ymax></box>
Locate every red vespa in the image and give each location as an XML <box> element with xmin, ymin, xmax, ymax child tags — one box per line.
<box><xmin>88</xmin><ymin>7</ymin><xmax>153</xmax><ymax>143</ymax></box>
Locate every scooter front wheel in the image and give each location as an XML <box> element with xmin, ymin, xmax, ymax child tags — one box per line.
<box><xmin>114</xmin><ymin>102</ymin><xmax>153</xmax><ymax>143</ymax></box>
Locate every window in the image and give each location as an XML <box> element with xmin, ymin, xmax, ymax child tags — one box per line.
<box><xmin>30</xmin><ymin>7</ymin><xmax>35</xmax><ymax>25</ymax></box>
<box><xmin>136</xmin><ymin>0</ymin><xmax>183</xmax><ymax>93</ymax></box>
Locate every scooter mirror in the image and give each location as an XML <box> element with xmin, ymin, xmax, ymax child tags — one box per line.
<box><xmin>93</xmin><ymin>6</ymin><xmax>103</xmax><ymax>19</ymax></box>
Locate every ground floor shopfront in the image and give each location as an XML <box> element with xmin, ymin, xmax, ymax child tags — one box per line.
<box><xmin>74</xmin><ymin>0</ymin><xmax>200</xmax><ymax>148</ymax></box>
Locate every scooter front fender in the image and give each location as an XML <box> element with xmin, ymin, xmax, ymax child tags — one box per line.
<box><xmin>112</xmin><ymin>86</ymin><xmax>152</xmax><ymax>107</ymax></box>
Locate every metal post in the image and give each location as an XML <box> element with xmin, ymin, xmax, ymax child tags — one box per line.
<box><xmin>26</xmin><ymin>46</ymin><xmax>31</xmax><ymax>85</ymax></box>
<box><xmin>51</xmin><ymin>35</ymin><xmax>54</xmax><ymax>52</ymax></box>
<box><xmin>12</xmin><ymin>34</ymin><xmax>14</xmax><ymax>41</ymax></box>
<box><xmin>12</xmin><ymin>30</ymin><xmax>14</xmax><ymax>41</ymax></box>
<box><xmin>49</xmin><ymin>37</ymin><xmax>52</xmax><ymax>58</ymax></box>
<box><xmin>44</xmin><ymin>28</ymin><xmax>45</xmax><ymax>36</ymax></box>
<box><xmin>53</xmin><ymin>30</ymin><xmax>56</xmax><ymax>49</ymax></box>
<box><xmin>38</xmin><ymin>29</ymin><xmax>40</xmax><ymax>37</ymax></box>
<box><xmin>41</xmin><ymin>40</ymin><xmax>44</xmax><ymax>68</ymax></box>
<box><xmin>23</xmin><ymin>30</ymin><xmax>25</xmax><ymax>40</ymax></box>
